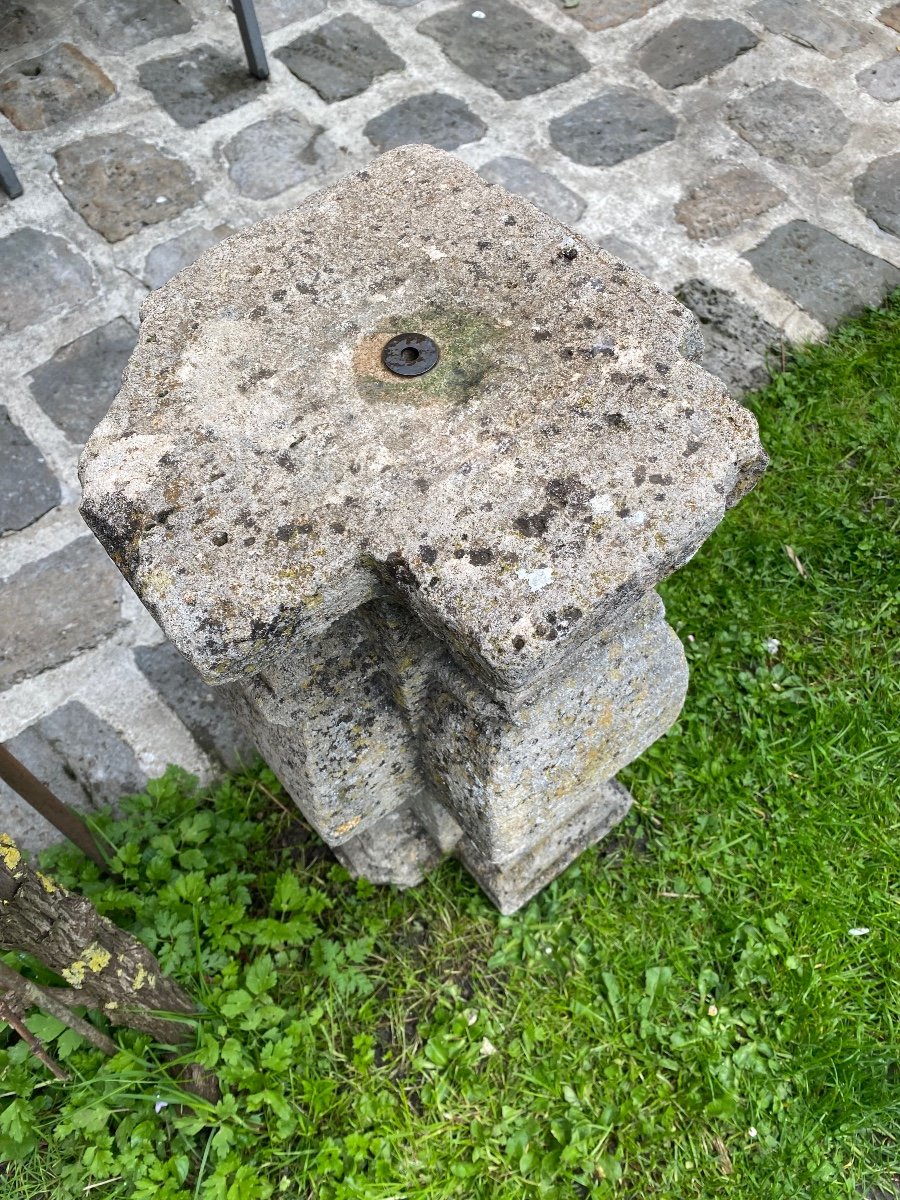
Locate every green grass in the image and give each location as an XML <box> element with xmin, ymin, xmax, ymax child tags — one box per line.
<box><xmin>2</xmin><ymin>296</ymin><xmax>899</xmax><ymax>1200</ymax></box>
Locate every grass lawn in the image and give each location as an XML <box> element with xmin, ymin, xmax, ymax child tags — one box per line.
<box><xmin>2</xmin><ymin>296</ymin><xmax>899</xmax><ymax>1199</ymax></box>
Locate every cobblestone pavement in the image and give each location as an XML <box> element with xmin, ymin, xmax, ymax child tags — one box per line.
<box><xmin>1</xmin><ymin>0</ymin><xmax>898</xmax><ymax>847</ymax></box>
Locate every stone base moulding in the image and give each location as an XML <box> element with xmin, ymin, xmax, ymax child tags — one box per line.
<box><xmin>79</xmin><ymin>145</ymin><xmax>766</xmax><ymax>914</ymax></box>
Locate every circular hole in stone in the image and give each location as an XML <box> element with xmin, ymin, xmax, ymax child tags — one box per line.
<box><xmin>400</xmin><ymin>347</ymin><xmax>420</xmax><ymax>364</ymax></box>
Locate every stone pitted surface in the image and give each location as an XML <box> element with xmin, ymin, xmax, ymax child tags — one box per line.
<box><xmin>0</xmin><ymin>229</ymin><xmax>96</xmax><ymax>335</ymax></box>
<box><xmin>142</xmin><ymin>225</ymin><xmax>236</xmax><ymax>290</ymax></box>
<box><xmin>727</xmin><ymin>80</ymin><xmax>852</xmax><ymax>167</ymax></box>
<box><xmin>80</xmin><ymin>147</ymin><xmax>765</xmax><ymax>909</ymax></box>
<box><xmin>676</xmin><ymin>279</ymin><xmax>781</xmax><ymax>396</ymax></box>
<box><xmin>275</xmin><ymin>16</ymin><xmax>404</xmax><ymax>103</ymax></box>
<box><xmin>54</xmin><ymin>133</ymin><xmax>202</xmax><ymax>243</ymax></box>
<box><xmin>75</xmin><ymin>0</ymin><xmax>194</xmax><ymax>49</ymax></box>
<box><xmin>478</xmin><ymin>156</ymin><xmax>585</xmax><ymax>226</ymax></box>
<box><xmin>138</xmin><ymin>45</ymin><xmax>262</xmax><ymax>128</ymax></box>
<box><xmin>0</xmin><ymin>43</ymin><xmax>115</xmax><ymax>131</ymax></box>
<box><xmin>745</xmin><ymin>221</ymin><xmax>900</xmax><ymax>327</ymax></box>
<box><xmin>418</xmin><ymin>0</ymin><xmax>589</xmax><ymax>100</ymax></box>
<box><xmin>0</xmin><ymin>408</ymin><xmax>60</xmax><ymax>535</ymax></box>
<box><xmin>749</xmin><ymin>0</ymin><xmax>861</xmax><ymax>57</ymax></box>
<box><xmin>637</xmin><ymin>18</ymin><xmax>758</xmax><ymax>89</ymax></box>
<box><xmin>555</xmin><ymin>0</ymin><xmax>664</xmax><ymax>33</ymax></box>
<box><xmin>856</xmin><ymin>56</ymin><xmax>900</xmax><ymax>103</ymax></box>
<box><xmin>364</xmin><ymin>93</ymin><xmax>486</xmax><ymax>151</ymax></box>
<box><xmin>550</xmin><ymin>90</ymin><xmax>677</xmax><ymax>166</ymax></box>
<box><xmin>854</xmin><ymin>154</ymin><xmax>900</xmax><ymax>238</ymax></box>
<box><xmin>224</xmin><ymin>114</ymin><xmax>325</xmax><ymax>200</ymax></box>
<box><xmin>675</xmin><ymin>167</ymin><xmax>785</xmax><ymax>241</ymax></box>
<box><xmin>28</xmin><ymin>319</ymin><xmax>138</xmax><ymax>443</ymax></box>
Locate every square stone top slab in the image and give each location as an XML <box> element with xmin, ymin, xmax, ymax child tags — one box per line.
<box><xmin>80</xmin><ymin>146</ymin><xmax>765</xmax><ymax>691</ymax></box>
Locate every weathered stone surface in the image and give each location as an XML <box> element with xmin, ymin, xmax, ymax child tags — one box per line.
<box><xmin>556</xmin><ymin>0</ymin><xmax>664</xmax><ymax>33</ymax></box>
<box><xmin>745</xmin><ymin>221</ymin><xmax>900</xmax><ymax>327</ymax></box>
<box><xmin>478</xmin><ymin>156</ymin><xmax>585</xmax><ymax>226</ymax></box>
<box><xmin>75</xmin><ymin>0</ymin><xmax>193</xmax><ymax>49</ymax></box>
<box><xmin>0</xmin><ymin>409</ymin><xmax>60</xmax><ymax>535</ymax></box>
<box><xmin>856</xmin><ymin>56</ymin><xmax>900</xmax><ymax>103</ymax></box>
<box><xmin>2</xmin><ymin>3</ymin><xmax>58</xmax><ymax>49</ymax></box>
<box><xmin>637</xmin><ymin>18</ymin><xmax>758</xmax><ymax>89</ymax></box>
<box><xmin>364</xmin><ymin>93</ymin><xmax>486</xmax><ymax>151</ymax></box>
<box><xmin>550</xmin><ymin>89</ymin><xmax>677</xmax><ymax>166</ymax></box>
<box><xmin>675</xmin><ymin>166</ymin><xmax>785</xmax><ymax>240</ymax></box>
<box><xmin>419</xmin><ymin>0</ymin><xmax>589</xmax><ymax>100</ymax></box>
<box><xmin>138</xmin><ymin>44</ymin><xmax>262</xmax><ymax>128</ymax></box>
<box><xmin>54</xmin><ymin>133</ymin><xmax>201</xmax><ymax>243</ymax></box>
<box><xmin>224</xmin><ymin>113</ymin><xmax>325</xmax><ymax>200</ymax></box>
<box><xmin>255</xmin><ymin>0</ymin><xmax>326</xmax><ymax>26</ymax></box>
<box><xmin>675</xmin><ymin>279</ymin><xmax>781</xmax><ymax>396</ymax></box>
<box><xmin>0</xmin><ymin>539</ymin><xmax>122</xmax><ymax>688</ymax></box>
<box><xmin>749</xmin><ymin>0</ymin><xmax>861</xmax><ymax>57</ymax></box>
<box><xmin>275</xmin><ymin>16</ymin><xmax>403</xmax><ymax>103</ymax></box>
<box><xmin>0</xmin><ymin>702</ymin><xmax>145</xmax><ymax>851</ymax></box>
<box><xmin>727</xmin><ymin>80</ymin><xmax>851</xmax><ymax>167</ymax></box>
<box><xmin>854</xmin><ymin>154</ymin><xmax>900</xmax><ymax>239</ymax></box>
<box><xmin>28</xmin><ymin>319</ymin><xmax>138</xmax><ymax>444</ymax></box>
<box><xmin>142</xmin><ymin>224</ymin><xmax>235</xmax><ymax>290</ymax></box>
<box><xmin>879</xmin><ymin>4</ymin><xmax>900</xmax><ymax>32</ymax></box>
<box><xmin>0</xmin><ymin>228</ymin><xmax>96</xmax><ymax>335</ymax></box>
<box><xmin>134</xmin><ymin>642</ymin><xmax>255</xmax><ymax>768</ymax></box>
<box><xmin>0</xmin><ymin>43</ymin><xmax>114</xmax><ymax>130</ymax></box>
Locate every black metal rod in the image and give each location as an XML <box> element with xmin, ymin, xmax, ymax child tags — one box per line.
<box><xmin>0</xmin><ymin>145</ymin><xmax>23</xmax><ymax>199</ymax></box>
<box><xmin>233</xmin><ymin>0</ymin><xmax>269</xmax><ymax>80</ymax></box>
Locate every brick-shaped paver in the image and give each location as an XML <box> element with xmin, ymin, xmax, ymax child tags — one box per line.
<box><xmin>857</xmin><ymin>56</ymin><xmax>900</xmax><ymax>103</ymax></box>
<box><xmin>138</xmin><ymin>44</ymin><xmax>263</xmax><ymax>128</ymax></box>
<box><xmin>749</xmin><ymin>0</ymin><xmax>862</xmax><ymax>57</ymax></box>
<box><xmin>675</xmin><ymin>167</ymin><xmax>785</xmax><ymax>240</ymax></box>
<box><xmin>0</xmin><ymin>408</ymin><xmax>60</xmax><ymax>535</ymax></box>
<box><xmin>637</xmin><ymin>18</ymin><xmax>758</xmax><ymax>89</ymax></box>
<box><xmin>364</xmin><ymin>92</ymin><xmax>486</xmax><ymax>151</ymax></box>
<box><xmin>275</xmin><ymin>15</ymin><xmax>404</xmax><ymax>103</ymax></box>
<box><xmin>54</xmin><ymin>133</ymin><xmax>202</xmax><ymax>242</ymax></box>
<box><xmin>224</xmin><ymin>113</ymin><xmax>325</xmax><ymax>199</ymax></box>
<box><xmin>854</xmin><ymin>154</ymin><xmax>900</xmax><ymax>239</ymax></box>
<box><xmin>28</xmin><ymin>318</ymin><xmax>138</xmax><ymax>443</ymax></box>
<box><xmin>478</xmin><ymin>155</ymin><xmax>585</xmax><ymax>226</ymax></box>
<box><xmin>676</xmin><ymin>279</ymin><xmax>781</xmax><ymax>396</ymax></box>
<box><xmin>745</xmin><ymin>221</ymin><xmax>900</xmax><ymax>327</ymax></box>
<box><xmin>727</xmin><ymin>80</ymin><xmax>851</xmax><ymax>167</ymax></box>
<box><xmin>0</xmin><ymin>538</ymin><xmax>122</xmax><ymax>688</ymax></box>
<box><xmin>555</xmin><ymin>0</ymin><xmax>664</xmax><ymax>33</ymax></box>
<box><xmin>141</xmin><ymin>224</ymin><xmax>235</xmax><ymax>289</ymax></box>
<box><xmin>550</xmin><ymin>89</ymin><xmax>677</xmax><ymax>166</ymax></box>
<box><xmin>419</xmin><ymin>0</ymin><xmax>589</xmax><ymax>100</ymax></box>
<box><xmin>0</xmin><ymin>43</ymin><xmax>114</xmax><ymax>130</ymax></box>
<box><xmin>0</xmin><ymin>228</ymin><xmax>96</xmax><ymax>335</ymax></box>
<box><xmin>74</xmin><ymin>0</ymin><xmax>194</xmax><ymax>49</ymax></box>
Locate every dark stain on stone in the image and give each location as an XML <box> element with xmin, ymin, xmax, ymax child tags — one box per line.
<box><xmin>603</xmin><ymin>412</ymin><xmax>628</xmax><ymax>429</ymax></box>
<box><xmin>419</xmin><ymin>544</ymin><xmax>437</xmax><ymax>565</ymax></box>
<box><xmin>211</xmin><ymin>531</ymin><xmax>228</xmax><ymax>546</ymax></box>
<box><xmin>649</xmin><ymin>473</ymin><xmax>673</xmax><ymax>485</ymax></box>
<box><xmin>469</xmin><ymin>547</ymin><xmax>493</xmax><ymax>565</ymax></box>
<box><xmin>684</xmin><ymin>440</ymin><xmax>702</xmax><ymax>456</ymax></box>
<box><xmin>633</xmin><ymin>465</ymin><xmax>646</xmax><ymax>485</ymax></box>
<box><xmin>513</xmin><ymin>509</ymin><xmax>552</xmax><ymax>537</ymax></box>
<box><xmin>512</xmin><ymin>634</ymin><xmax>526</xmax><ymax>650</ymax></box>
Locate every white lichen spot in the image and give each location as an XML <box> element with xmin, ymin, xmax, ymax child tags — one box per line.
<box><xmin>426</xmin><ymin>246</ymin><xmax>447</xmax><ymax>261</ymax></box>
<box><xmin>625</xmin><ymin>510</ymin><xmax>647</xmax><ymax>527</ymax></box>
<box><xmin>589</xmin><ymin>494</ymin><xmax>614</xmax><ymax>516</ymax></box>
<box><xmin>516</xmin><ymin>566</ymin><xmax>553</xmax><ymax>591</ymax></box>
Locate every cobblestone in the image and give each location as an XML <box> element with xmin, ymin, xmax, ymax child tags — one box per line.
<box><xmin>0</xmin><ymin>228</ymin><xmax>96</xmax><ymax>334</ymax></box>
<box><xmin>749</xmin><ymin>0</ymin><xmax>862</xmax><ymax>57</ymax></box>
<box><xmin>74</xmin><ymin>0</ymin><xmax>194</xmax><ymax>49</ymax></box>
<box><xmin>879</xmin><ymin>4</ymin><xmax>900</xmax><ymax>32</ymax></box>
<box><xmin>676</xmin><ymin>279</ymin><xmax>781</xmax><ymax>395</ymax></box>
<box><xmin>141</xmin><ymin>224</ymin><xmax>235</xmax><ymax>289</ymax></box>
<box><xmin>675</xmin><ymin>166</ymin><xmax>785</xmax><ymax>240</ymax></box>
<box><xmin>138</xmin><ymin>44</ymin><xmax>263</xmax><ymax>128</ymax></box>
<box><xmin>856</xmin><ymin>55</ymin><xmax>900</xmax><ymax>102</ymax></box>
<box><xmin>0</xmin><ymin>409</ymin><xmax>60</xmax><ymax>535</ymax></box>
<box><xmin>854</xmin><ymin>154</ymin><xmax>900</xmax><ymax>239</ymax></box>
<box><xmin>555</xmin><ymin>0</ymin><xmax>664</xmax><ymax>33</ymax></box>
<box><xmin>478</xmin><ymin>155</ymin><xmax>585</xmax><ymax>226</ymax></box>
<box><xmin>0</xmin><ymin>43</ymin><xmax>114</xmax><ymax>131</ymax></box>
<box><xmin>637</xmin><ymin>18</ymin><xmax>758</xmax><ymax>89</ymax></box>
<box><xmin>727</xmin><ymin>80</ymin><xmax>852</xmax><ymax>167</ymax></box>
<box><xmin>550</xmin><ymin>90</ymin><xmax>677</xmax><ymax>166</ymax></box>
<box><xmin>364</xmin><ymin>92</ymin><xmax>486</xmax><ymax>151</ymax></box>
<box><xmin>224</xmin><ymin>112</ymin><xmax>326</xmax><ymax>199</ymax></box>
<box><xmin>275</xmin><ymin>16</ymin><xmax>403</xmax><ymax>103</ymax></box>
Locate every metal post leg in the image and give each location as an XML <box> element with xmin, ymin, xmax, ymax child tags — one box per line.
<box><xmin>233</xmin><ymin>0</ymin><xmax>269</xmax><ymax>80</ymax></box>
<box><xmin>0</xmin><ymin>145</ymin><xmax>23</xmax><ymax>199</ymax></box>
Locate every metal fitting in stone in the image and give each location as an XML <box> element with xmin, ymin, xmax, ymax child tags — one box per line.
<box><xmin>79</xmin><ymin>146</ymin><xmax>766</xmax><ymax>914</ymax></box>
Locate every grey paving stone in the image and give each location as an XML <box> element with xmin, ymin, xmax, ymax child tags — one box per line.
<box><xmin>275</xmin><ymin>15</ymin><xmax>403</xmax><ymax>104</ymax></box>
<box><xmin>135</xmin><ymin>642</ymin><xmax>255</xmax><ymax>768</ymax></box>
<box><xmin>1</xmin><ymin>3</ymin><xmax>65</xmax><ymax>52</ymax></box>
<box><xmin>418</xmin><ymin>0</ymin><xmax>589</xmax><ymax>100</ymax></box>
<box><xmin>879</xmin><ymin>5</ymin><xmax>900</xmax><ymax>32</ymax></box>
<box><xmin>364</xmin><ymin>92</ymin><xmax>486</xmax><ymax>151</ymax></box>
<box><xmin>857</xmin><ymin>56</ymin><xmax>900</xmax><ymax>103</ymax></box>
<box><xmin>549</xmin><ymin>89</ymin><xmax>677</xmax><ymax>167</ymax></box>
<box><xmin>749</xmin><ymin>0</ymin><xmax>861</xmax><ymax>58</ymax></box>
<box><xmin>675</xmin><ymin>166</ymin><xmax>785</xmax><ymax>240</ymax></box>
<box><xmin>0</xmin><ymin>538</ymin><xmax>122</xmax><ymax>688</ymax></box>
<box><xmin>0</xmin><ymin>408</ymin><xmax>60</xmax><ymax>535</ymax></box>
<box><xmin>371</xmin><ymin>0</ymin><xmax>423</xmax><ymax>5</ymax></box>
<box><xmin>676</xmin><ymin>278</ymin><xmax>780</xmax><ymax>395</ymax></box>
<box><xmin>138</xmin><ymin>44</ymin><xmax>262</xmax><ymax>129</ymax></box>
<box><xmin>555</xmin><ymin>0</ymin><xmax>664</xmax><ymax>33</ymax></box>
<box><xmin>637</xmin><ymin>18</ymin><xmax>758</xmax><ymax>89</ymax></box>
<box><xmin>54</xmin><ymin>132</ymin><xmax>201</xmax><ymax>243</ymax></box>
<box><xmin>75</xmin><ymin>0</ymin><xmax>193</xmax><ymax>50</ymax></box>
<box><xmin>596</xmin><ymin>232</ymin><xmax>657</xmax><ymax>277</ymax></box>
<box><xmin>255</xmin><ymin>0</ymin><xmax>326</xmax><ymax>27</ymax></box>
<box><xmin>27</xmin><ymin>318</ymin><xmax>138</xmax><ymax>444</ymax></box>
<box><xmin>224</xmin><ymin>112</ymin><xmax>325</xmax><ymax>199</ymax></box>
<box><xmin>854</xmin><ymin>154</ymin><xmax>900</xmax><ymax>239</ymax></box>
<box><xmin>0</xmin><ymin>228</ymin><xmax>96</xmax><ymax>335</ymax></box>
<box><xmin>0</xmin><ymin>43</ymin><xmax>114</xmax><ymax>130</ymax></box>
<box><xmin>142</xmin><ymin>223</ymin><xmax>235</xmax><ymax>289</ymax></box>
<box><xmin>727</xmin><ymin>80</ymin><xmax>851</xmax><ymax>167</ymax></box>
<box><xmin>478</xmin><ymin>155</ymin><xmax>585</xmax><ymax>226</ymax></box>
<box><xmin>744</xmin><ymin>220</ymin><xmax>900</xmax><ymax>327</ymax></box>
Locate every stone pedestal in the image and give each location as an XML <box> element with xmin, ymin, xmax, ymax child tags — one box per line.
<box><xmin>79</xmin><ymin>145</ymin><xmax>765</xmax><ymax>913</ymax></box>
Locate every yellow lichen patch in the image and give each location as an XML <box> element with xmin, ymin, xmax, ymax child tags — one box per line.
<box><xmin>63</xmin><ymin>942</ymin><xmax>112</xmax><ymax>987</ymax></box>
<box><xmin>36</xmin><ymin>871</ymin><xmax>57</xmax><ymax>893</ymax></box>
<box><xmin>85</xmin><ymin>944</ymin><xmax>112</xmax><ymax>973</ymax></box>
<box><xmin>334</xmin><ymin>814</ymin><xmax>362</xmax><ymax>838</ymax></box>
<box><xmin>132</xmin><ymin>963</ymin><xmax>155</xmax><ymax>992</ymax></box>
<box><xmin>62</xmin><ymin>961</ymin><xmax>86</xmax><ymax>988</ymax></box>
<box><xmin>0</xmin><ymin>834</ymin><xmax>22</xmax><ymax>875</ymax></box>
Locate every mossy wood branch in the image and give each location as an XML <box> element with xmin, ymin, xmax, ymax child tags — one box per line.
<box><xmin>0</xmin><ymin>833</ymin><xmax>195</xmax><ymax>1044</ymax></box>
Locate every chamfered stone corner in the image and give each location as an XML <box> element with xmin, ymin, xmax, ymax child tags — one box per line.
<box><xmin>363</xmin><ymin>93</ymin><xmax>486</xmax><ymax>151</ymax></box>
<box><xmin>0</xmin><ymin>408</ymin><xmax>60</xmax><ymax>535</ymax></box>
<box><xmin>675</xmin><ymin>166</ymin><xmax>786</xmax><ymax>241</ymax></box>
<box><xmin>853</xmin><ymin>154</ymin><xmax>900</xmax><ymax>239</ymax></box>
<box><xmin>478</xmin><ymin>156</ymin><xmax>585</xmax><ymax>226</ymax></box>
<box><xmin>549</xmin><ymin>89</ymin><xmax>677</xmax><ymax>167</ymax></box>
<box><xmin>744</xmin><ymin>220</ymin><xmax>900</xmax><ymax>327</ymax></box>
<box><xmin>138</xmin><ymin>44</ymin><xmax>263</xmax><ymax>129</ymax></box>
<box><xmin>275</xmin><ymin>15</ymin><xmax>404</xmax><ymax>104</ymax></box>
<box><xmin>0</xmin><ymin>42</ymin><xmax>115</xmax><ymax>130</ymax></box>
<box><xmin>418</xmin><ymin>0</ymin><xmax>589</xmax><ymax>100</ymax></box>
<box><xmin>675</xmin><ymin>278</ymin><xmax>781</xmax><ymax>396</ymax></box>
<box><xmin>0</xmin><ymin>228</ymin><xmax>97</xmax><ymax>335</ymax></box>
<box><xmin>224</xmin><ymin>113</ymin><xmax>326</xmax><ymax>200</ymax></box>
<box><xmin>637</xmin><ymin>17</ymin><xmax>758</xmax><ymax>89</ymax></box>
<box><xmin>142</xmin><ymin>224</ymin><xmax>236</xmax><ymax>290</ymax></box>
<box><xmin>54</xmin><ymin>132</ymin><xmax>202</xmax><ymax>243</ymax></box>
<box><xmin>726</xmin><ymin>80</ymin><xmax>851</xmax><ymax>167</ymax></box>
<box><xmin>856</xmin><ymin>56</ymin><xmax>900</xmax><ymax>103</ymax></box>
<box><xmin>749</xmin><ymin>0</ymin><xmax>862</xmax><ymax>58</ymax></box>
<box><xmin>74</xmin><ymin>0</ymin><xmax>194</xmax><ymax>50</ymax></box>
<box><xmin>554</xmin><ymin>0</ymin><xmax>663</xmax><ymax>33</ymax></box>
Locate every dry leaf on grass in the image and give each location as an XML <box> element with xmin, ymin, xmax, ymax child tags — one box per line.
<box><xmin>784</xmin><ymin>544</ymin><xmax>807</xmax><ymax>577</ymax></box>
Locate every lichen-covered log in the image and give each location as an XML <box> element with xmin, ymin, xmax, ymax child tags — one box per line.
<box><xmin>0</xmin><ymin>833</ymin><xmax>194</xmax><ymax>1045</ymax></box>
